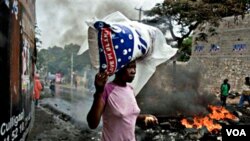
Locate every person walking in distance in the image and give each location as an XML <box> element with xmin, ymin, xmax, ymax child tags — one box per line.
<box><xmin>238</xmin><ymin>77</ymin><xmax>250</xmax><ymax>108</ymax></box>
<box><xmin>220</xmin><ymin>79</ymin><xmax>230</xmax><ymax>106</ymax></box>
<box><xmin>49</xmin><ymin>79</ymin><xmax>56</xmax><ymax>96</ymax></box>
<box><xmin>87</xmin><ymin>61</ymin><xmax>158</xmax><ymax>141</ymax></box>
<box><xmin>34</xmin><ymin>74</ymin><xmax>43</xmax><ymax>107</ymax></box>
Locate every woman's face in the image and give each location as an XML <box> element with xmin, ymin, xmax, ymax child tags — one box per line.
<box><xmin>122</xmin><ymin>61</ymin><xmax>136</xmax><ymax>83</ymax></box>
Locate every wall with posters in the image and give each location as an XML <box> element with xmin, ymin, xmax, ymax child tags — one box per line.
<box><xmin>137</xmin><ymin>15</ymin><xmax>250</xmax><ymax>105</ymax></box>
<box><xmin>190</xmin><ymin>14</ymin><xmax>250</xmax><ymax>93</ymax></box>
<box><xmin>0</xmin><ymin>0</ymin><xmax>36</xmax><ymax>141</ymax></box>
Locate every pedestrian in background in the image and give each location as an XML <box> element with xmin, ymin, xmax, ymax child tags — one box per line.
<box><xmin>238</xmin><ymin>77</ymin><xmax>250</xmax><ymax>108</ymax></box>
<box><xmin>49</xmin><ymin>79</ymin><xmax>56</xmax><ymax>96</ymax></box>
<box><xmin>34</xmin><ymin>74</ymin><xmax>43</xmax><ymax>107</ymax></box>
<box><xmin>220</xmin><ymin>78</ymin><xmax>230</xmax><ymax>106</ymax></box>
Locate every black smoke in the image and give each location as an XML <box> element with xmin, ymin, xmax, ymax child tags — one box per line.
<box><xmin>137</xmin><ymin>61</ymin><xmax>218</xmax><ymax>117</ymax></box>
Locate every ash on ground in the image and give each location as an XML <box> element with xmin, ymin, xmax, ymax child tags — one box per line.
<box><xmin>27</xmin><ymin>86</ymin><xmax>250</xmax><ymax>141</ymax></box>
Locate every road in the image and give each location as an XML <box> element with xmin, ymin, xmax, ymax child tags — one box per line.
<box><xmin>26</xmin><ymin>85</ymin><xmax>102</xmax><ymax>141</ymax></box>
<box><xmin>26</xmin><ymin>84</ymin><xmax>250</xmax><ymax>141</ymax></box>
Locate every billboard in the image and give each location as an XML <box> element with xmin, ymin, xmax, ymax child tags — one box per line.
<box><xmin>0</xmin><ymin>0</ymin><xmax>36</xmax><ymax>140</ymax></box>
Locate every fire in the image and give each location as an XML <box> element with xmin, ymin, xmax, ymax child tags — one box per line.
<box><xmin>181</xmin><ymin>105</ymin><xmax>237</xmax><ymax>132</ymax></box>
<box><xmin>208</xmin><ymin>105</ymin><xmax>236</xmax><ymax>120</ymax></box>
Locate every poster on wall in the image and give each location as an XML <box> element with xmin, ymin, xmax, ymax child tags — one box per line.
<box><xmin>0</xmin><ymin>0</ymin><xmax>36</xmax><ymax>141</ymax></box>
<box><xmin>209</xmin><ymin>44</ymin><xmax>220</xmax><ymax>52</ymax></box>
<box><xmin>194</xmin><ymin>45</ymin><xmax>204</xmax><ymax>52</ymax></box>
<box><xmin>232</xmin><ymin>43</ymin><xmax>247</xmax><ymax>52</ymax></box>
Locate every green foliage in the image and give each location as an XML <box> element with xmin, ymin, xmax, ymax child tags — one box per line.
<box><xmin>177</xmin><ymin>37</ymin><xmax>192</xmax><ymax>62</ymax></box>
<box><xmin>36</xmin><ymin>44</ymin><xmax>90</xmax><ymax>80</ymax></box>
<box><xmin>144</xmin><ymin>0</ymin><xmax>250</xmax><ymax>61</ymax></box>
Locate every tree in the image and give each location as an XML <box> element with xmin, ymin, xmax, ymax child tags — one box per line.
<box><xmin>178</xmin><ymin>36</ymin><xmax>192</xmax><ymax>61</ymax></box>
<box><xmin>35</xmin><ymin>23</ymin><xmax>42</xmax><ymax>48</ymax></box>
<box><xmin>144</xmin><ymin>0</ymin><xmax>250</xmax><ymax>50</ymax></box>
<box><xmin>36</xmin><ymin>44</ymin><xmax>91</xmax><ymax>83</ymax></box>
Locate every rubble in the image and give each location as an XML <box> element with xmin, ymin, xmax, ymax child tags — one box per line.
<box><xmin>27</xmin><ymin>87</ymin><xmax>250</xmax><ymax>141</ymax></box>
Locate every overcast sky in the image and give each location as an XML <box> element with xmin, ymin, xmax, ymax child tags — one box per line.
<box><xmin>35</xmin><ymin>0</ymin><xmax>163</xmax><ymax>49</ymax></box>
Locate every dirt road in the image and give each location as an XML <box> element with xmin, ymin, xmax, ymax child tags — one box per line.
<box><xmin>26</xmin><ymin>106</ymin><xmax>101</xmax><ymax>141</ymax></box>
<box><xmin>26</xmin><ymin>86</ymin><xmax>101</xmax><ymax>141</ymax></box>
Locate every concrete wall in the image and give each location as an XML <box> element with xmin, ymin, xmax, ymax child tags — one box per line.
<box><xmin>190</xmin><ymin>14</ymin><xmax>250</xmax><ymax>93</ymax></box>
<box><xmin>140</xmin><ymin>15</ymin><xmax>250</xmax><ymax>98</ymax></box>
<box><xmin>189</xmin><ymin>57</ymin><xmax>250</xmax><ymax>94</ymax></box>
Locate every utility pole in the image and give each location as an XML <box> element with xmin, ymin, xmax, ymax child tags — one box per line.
<box><xmin>70</xmin><ymin>53</ymin><xmax>73</xmax><ymax>87</ymax></box>
<box><xmin>135</xmin><ymin>7</ymin><xmax>144</xmax><ymax>22</ymax></box>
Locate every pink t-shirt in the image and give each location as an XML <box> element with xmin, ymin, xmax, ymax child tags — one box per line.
<box><xmin>101</xmin><ymin>82</ymin><xmax>141</xmax><ymax>141</ymax></box>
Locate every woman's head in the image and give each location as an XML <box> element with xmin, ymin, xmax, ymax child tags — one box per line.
<box><xmin>115</xmin><ymin>61</ymin><xmax>136</xmax><ymax>83</ymax></box>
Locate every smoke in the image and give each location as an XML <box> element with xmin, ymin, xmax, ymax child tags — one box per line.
<box><xmin>36</xmin><ymin>0</ymin><xmax>142</xmax><ymax>48</ymax></box>
<box><xmin>137</xmin><ymin>62</ymin><xmax>218</xmax><ymax>117</ymax></box>
<box><xmin>40</xmin><ymin>85</ymin><xmax>95</xmax><ymax>129</ymax></box>
<box><xmin>70</xmin><ymin>93</ymin><xmax>94</xmax><ymax>129</ymax></box>
<box><xmin>61</xmin><ymin>88</ymin><xmax>94</xmax><ymax>129</ymax></box>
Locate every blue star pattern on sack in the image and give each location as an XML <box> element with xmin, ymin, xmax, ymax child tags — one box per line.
<box><xmin>94</xmin><ymin>21</ymin><xmax>148</xmax><ymax>75</ymax></box>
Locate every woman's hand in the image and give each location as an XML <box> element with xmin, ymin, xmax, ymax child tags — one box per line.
<box><xmin>94</xmin><ymin>71</ymin><xmax>108</xmax><ymax>92</ymax></box>
<box><xmin>137</xmin><ymin>114</ymin><xmax>158</xmax><ymax>127</ymax></box>
<box><xmin>144</xmin><ymin>115</ymin><xmax>158</xmax><ymax>126</ymax></box>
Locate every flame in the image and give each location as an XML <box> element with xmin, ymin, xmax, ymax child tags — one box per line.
<box><xmin>181</xmin><ymin>105</ymin><xmax>237</xmax><ymax>133</ymax></box>
<box><xmin>208</xmin><ymin>105</ymin><xmax>236</xmax><ymax>120</ymax></box>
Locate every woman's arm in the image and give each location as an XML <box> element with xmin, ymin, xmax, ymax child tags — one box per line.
<box><xmin>87</xmin><ymin>72</ymin><xmax>108</xmax><ymax>129</ymax></box>
<box><xmin>137</xmin><ymin>114</ymin><xmax>158</xmax><ymax>127</ymax></box>
<box><xmin>87</xmin><ymin>91</ymin><xmax>106</xmax><ymax>129</ymax></box>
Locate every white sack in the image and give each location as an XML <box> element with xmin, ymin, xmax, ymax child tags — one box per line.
<box><xmin>78</xmin><ymin>11</ymin><xmax>178</xmax><ymax>95</ymax></box>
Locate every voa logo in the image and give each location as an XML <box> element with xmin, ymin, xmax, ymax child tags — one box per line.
<box><xmin>226</xmin><ymin>129</ymin><xmax>246</xmax><ymax>136</ymax></box>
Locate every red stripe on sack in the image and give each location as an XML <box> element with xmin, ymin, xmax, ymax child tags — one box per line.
<box><xmin>101</xmin><ymin>28</ymin><xmax>117</xmax><ymax>74</ymax></box>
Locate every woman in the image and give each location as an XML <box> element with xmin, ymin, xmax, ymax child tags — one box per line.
<box><xmin>87</xmin><ymin>61</ymin><xmax>158</xmax><ymax>141</ymax></box>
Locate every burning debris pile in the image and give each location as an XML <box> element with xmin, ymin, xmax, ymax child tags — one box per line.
<box><xmin>134</xmin><ymin>64</ymin><xmax>250</xmax><ymax>140</ymax></box>
<box><xmin>30</xmin><ymin>86</ymin><xmax>250</xmax><ymax>141</ymax></box>
<box><xmin>181</xmin><ymin>105</ymin><xmax>238</xmax><ymax>133</ymax></box>
<box><xmin>135</xmin><ymin>105</ymin><xmax>250</xmax><ymax>141</ymax></box>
